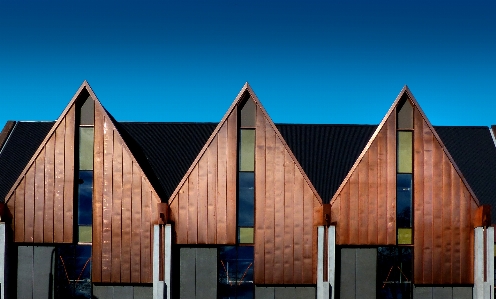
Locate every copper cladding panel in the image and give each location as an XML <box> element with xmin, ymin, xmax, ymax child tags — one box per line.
<box><xmin>6</xmin><ymin>105</ymin><xmax>75</xmax><ymax>244</ymax></box>
<box><xmin>331</xmin><ymin>111</ymin><xmax>396</xmax><ymax>245</ymax></box>
<box><xmin>169</xmin><ymin>109</ymin><xmax>238</xmax><ymax>245</ymax></box>
<box><xmin>413</xmin><ymin>108</ymin><xmax>477</xmax><ymax>284</ymax></box>
<box><xmin>254</xmin><ymin>106</ymin><xmax>321</xmax><ymax>285</ymax></box>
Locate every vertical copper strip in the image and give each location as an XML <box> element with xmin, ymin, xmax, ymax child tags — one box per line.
<box><xmin>358</xmin><ymin>151</ymin><xmax>369</xmax><ymax>243</ymax></box>
<box><xmin>120</xmin><ymin>150</ymin><xmax>133</xmax><ymax>283</ymax></box>
<box><xmin>283</xmin><ymin>152</ymin><xmax>294</xmax><ymax>284</ymax></box>
<box><xmin>187</xmin><ymin>165</ymin><xmax>199</xmax><ymax>244</ymax></box>
<box><xmin>15</xmin><ymin>180</ymin><xmax>25</xmax><ymax>242</ymax></box>
<box><xmin>349</xmin><ymin>171</ymin><xmax>359</xmax><ymax>244</ymax></box>
<box><xmin>169</xmin><ymin>195</ymin><xmax>179</xmax><ymax>241</ymax></box>
<box><xmin>302</xmin><ymin>184</ymin><xmax>313</xmax><ymax>284</ymax></box>
<box><xmin>292</xmin><ymin>164</ymin><xmax>304</xmax><ymax>283</ymax></box>
<box><xmin>34</xmin><ymin>148</ymin><xmax>46</xmax><ymax>243</ymax></box>
<box><xmin>131</xmin><ymin>162</ymin><xmax>142</xmax><ymax>282</ymax></box>
<box><xmin>8</xmin><ymin>192</ymin><xmax>15</xmax><ymax>233</ymax></box>
<box><xmin>63</xmin><ymin>106</ymin><xmax>75</xmax><ymax>243</ymax></box>
<box><xmin>386</xmin><ymin>112</ymin><xmax>396</xmax><ymax>244</ymax></box>
<box><xmin>93</xmin><ymin>105</ymin><xmax>104</xmax><ymax>282</ymax></box>
<box><xmin>207</xmin><ymin>136</ymin><xmax>218</xmax><ymax>244</ymax></box>
<box><xmin>197</xmin><ymin>153</ymin><xmax>208</xmax><ymax>244</ymax></box>
<box><xmin>339</xmin><ymin>183</ymin><xmax>350</xmax><ymax>244</ymax></box>
<box><xmin>254</xmin><ymin>108</ymin><xmax>266</xmax><ymax>284</ymax></box>
<box><xmin>54</xmin><ymin>122</ymin><xmax>66</xmax><ymax>243</ymax></box>
<box><xmin>216</xmin><ymin>123</ymin><xmax>227</xmax><ymax>244</ymax></box>
<box><xmin>330</xmin><ymin>194</ymin><xmax>340</xmax><ymax>243</ymax></box>
<box><xmin>101</xmin><ymin>122</ymin><xmax>113</xmax><ymax>282</ymax></box>
<box><xmin>459</xmin><ymin>180</ymin><xmax>469</xmax><ymax>283</ymax></box>
<box><xmin>141</xmin><ymin>181</ymin><xmax>152</xmax><ymax>282</ymax></box>
<box><xmin>111</xmin><ymin>142</ymin><xmax>123</xmax><ymax>282</ymax></box>
<box><xmin>177</xmin><ymin>183</ymin><xmax>189</xmax><ymax>244</ymax></box>
<box><xmin>368</xmin><ymin>143</ymin><xmax>379</xmax><ymax>244</ymax></box>
<box><xmin>451</xmin><ymin>166</ymin><xmax>461</xmax><ymax>283</ymax></box>
<box><xmin>264</xmin><ymin>117</ymin><xmax>275</xmax><ymax>284</ymax></box>
<box><xmin>413</xmin><ymin>108</ymin><xmax>424</xmax><ymax>283</ymax></box>
<box><xmin>226</xmin><ymin>110</ymin><xmax>237</xmax><ymax>244</ymax></box>
<box><xmin>273</xmin><ymin>135</ymin><xmax>285</xmax><ymax>284</ymax></box>
<box><xmin>312</xmin><ymin>196</ymin><xmax>321</xmax><ymax>284</ymax></box>
<box><xmin>44</xmin><ymin>136</ymin><xmax>55</xmax><ymax>243</ymax></box>
<box><xmin>432</xmin><ymin>135</ymin><xmax>443</xmax><ymax>284</ymax></box>
<box><xmin>422</xmin><ymin>121</ymin><xmax>434</xmax><ymax>283</ymax></box>
<box><xmin>24</xmin><ymin>166</ymin><xmax>35</xmax><ymax>242</ymax></box>
<box><xmin>377</xmin><ymin>126</ymin><xmax>387</xmax><ymax>244</ymax></box>
<box><xmin>442</xmin><ymin>154</ymin><xmax>453</xmax><ymax>283</ymax></box>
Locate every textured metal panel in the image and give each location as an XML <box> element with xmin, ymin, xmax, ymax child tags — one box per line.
<box><xmin>113</xmin><ymin>286</ymin><xmax>134</xmax><ymax>299</ymax></box>
<box><xmin>413</xmin><ymin>286</ymin><xmax>432</xmax><ymax>299</ymax></box>
<box><xmin>294</xmin><ymin>286</ymin><xmax>316</xmax><ymax>298</ymax></box>
<box><xmin>452</xmin><ymin>287</ymin><xmax>473</xmax><ymax>299</ymax></box>
<box><xmin>33</xmin><ymin>246</ymin><xmax>54</xmax><ymax>299</ymax></box>
<box><xmin>17</xmin><ymin>246</ymin><xmax>33</xmax><ymax>299</ymax></box>
<box><xmin>133</xmin><ymin>285</ymin><xmax>153</xmax><ymax>299</ymax></box>
<box><xmin>275</xmin><ymin>287</ymin><xmax>295</xmax><ymax>299</ymax></box>
<box><xmin>93</xmin><ymin>285</ymin><xmax>114</xmax><ymax>299</ymax></box>
<box><xmin>195</xmin><ymin>248</ymin><xmax>217</xmax><ymax>299</ymax></box>
<box><xmin>180</xmin><ymin>248</ymin><xmax>196</xmax><ymax>299</ymax></box>
<box><xmin>432</xmin><ymin>287</ymin><xmax>452</xmax><ymax>299</ymax></box>
<box><xmin>355</xmin><ymin>248</ymin><xmax>376</xmax><ymax>299</ymax></box>
<box><xmin>255</xmin><ymin>286</ymin><xmax>275</xmax><ymax>299</ymax></box>
<box><xmin>340</xmin><ymin>248</ymin><xmax>356</xmax><ymax>299</ymax></box>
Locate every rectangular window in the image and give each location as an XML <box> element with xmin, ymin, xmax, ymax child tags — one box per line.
<box><xmin>79</xmin><ymin>127</ymin><xmax>94</xmax><ymax>171</ymax></box>
<box><xmin>240</xmin><ymin>98</ymin><xmax>256</xmax><ymax>128</ymax></box>
<box><xmin>239</xmin><ymin>129</ymin><xmax>255</xmax><ymax>172</ymax></box>
<box><xmin>55</xmin><ymin>245</ymin><xmax>92</xmax><ymax>299</ymax></box>
<box><xmin>377</xmin><ymin>247</ymin><xmax>412</xmax><ymax>299</ymax></box>
<box><xmin>397</xmin><ymin>131</ymin><xmax>412</xmax><ymax>173</ymax></box>
<box><xmin>218</xmin><ymin>246</ymin><xmax>254</xmax><ymax>299</ymax></box>
<box><xmin>78</xmin><ymin>171</ymin><xmax>93</xmax><ymax>243</ymax></box>
<box><xmin>397</xmin><ymin>99</ymin><xmax>413</xmax><ymax>130</ymax></box>
<box><xmin>397</xmin><ymin>174</ymin><xmax>412</xmax><ymax>228</ymax></box>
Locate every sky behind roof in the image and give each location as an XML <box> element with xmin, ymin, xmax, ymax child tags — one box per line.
<box><xmin>1</xmin><ymin>0</ymin><xmax>495</xmax><ymax>127</ymax></box>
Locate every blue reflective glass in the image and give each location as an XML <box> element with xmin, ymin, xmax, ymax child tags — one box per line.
<box><xmin>218</xmin><ymin>246</ymin><xmax>254</xmax><ymax>299</ymax></box>
<box><xmin>238</xmin><ymin>172</ymin><xmax>254</xmax><ymax>227</ymax></box>
<box><xmin>78</xmin><ymin>171</ymin><xmax>93</xmax><ymax>225</ymax></box>
<box><xmin>377</xmin><ymin>247</ymin><xmax>412</xmax><ymax>299</ymax></box>
<box><xmin>397</xmin><ymin>174</ymin><xmax>412</xmax><ymax>228</ymax></box>
<box><xmin>55</xmin><ymin>245</ymin><xmax>92</xmax><ymax>299</ymax></box>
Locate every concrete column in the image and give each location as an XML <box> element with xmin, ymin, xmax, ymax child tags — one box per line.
<box><xmin>153</xmin><ymin>225</ymin><xmax>161</xmax><ymax>299</ymax></box>
<box><xmin>0</xmin><ymin>223</ymin><xmax>5</xmax><ymax>299</ymax></box>
<box><xmin>474</xmin><ymin>227</ymin><xmax>484</xmax><ymax>299</ymax></box>
<box><xmin>164</xmin><ymin>224</ymin><xmax>172</xmax><ymax>299</ymax></box>
<box><xmin>317</xmin><ymin>226</ymin><xmax>325</xmax><ymax>299</ymax></box>
<box><xmin>328</xmin><ymin>226</ymin><xmax>336</xmax><ymax>299</ymax></box>
<box><xmin>486</xmin><ymin>226</ymin><xmax>494</xmax><ymax>299</ymax></box>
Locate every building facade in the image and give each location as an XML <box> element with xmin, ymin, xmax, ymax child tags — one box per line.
<box><xmin>0</xmin><ymin>82</ymin><xmax>495</xmax><ymax>299</ymax></box>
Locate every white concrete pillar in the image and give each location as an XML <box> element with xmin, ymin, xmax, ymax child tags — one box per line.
<box><xmin>164</xmin><ymin>224</ymin><xmax>172</xmax><ymax>299</ymax></box>
<box><xmin>328</xmin><ymin>226</ymin><xmax>336</xmax><ymax>299</ymax></box>
<box><xmin>317</xmin><ymin>226</ymin><xmax>324</xmax><ymax>299</ymax></box>
<box><xmin>486</xmin><ymin>226</ymin><xmax>494</xmax><ymax>298</ymax></box>
<box><xmin>0</xmin><ymin>223</ymin><xmax>5</xmax><ymax>299</ymax></box>
<box><xmin>474</xmin><ymin>227</ymin><xmax>485</xmax><ymax>299</ymax></box>
<box><xmin>153</xmin><ymin>225</ymin><xmax>161</xmax><ymax>299</ymax></box>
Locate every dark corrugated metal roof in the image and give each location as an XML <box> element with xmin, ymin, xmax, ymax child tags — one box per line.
<box><xmin>0</xmin><ymin>121</ymin><xmax>54</xmax><ymax>202</ymax></box>
<box><xmin>434</xmin><ymin>126</ymin><xmax>496</xmax><ymax>220</ymax></box>
<box><xmin>117</xmin><ymin>122</ymin><xmax>217</xmax><ymax>201</ymax></box>
<box><xmin>276</xmin><ymin>124</ymin><xmax>377</xmax><ymax>203</ymax></box>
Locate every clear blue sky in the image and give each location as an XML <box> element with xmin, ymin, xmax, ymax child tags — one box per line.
<box><xmin>1</xmin><ymin>0</ymin><xmax>495</xmax><ymax>127</ymax></box>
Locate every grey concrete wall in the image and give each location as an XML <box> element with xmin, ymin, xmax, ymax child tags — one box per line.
<box><xmin>413</xmin><ymin>286</ymin><xmax>472</xmax><ymax>299</ymax></box>
<box><xmin>92</xmin><ymin>285</ymin><xmax>152</xmax><ymax>299</ymax></box>
<box><xmin>17</xmin><ymin>245</ymin><xmax>55</xmax><ymax>299</ymax></box>
<box><xmin>255</xmin><ymin>286</ymin><xmax>316</xmax><ymax>299</ymax></box>
<box><xmin>339</xmin><ymin>248</ymin><xmax>377</xmax><ymax>299</ymax></box>
<box><xmin>179</xmin><ymin>247</ymin><xmax>217</xmax><ymax>299</ymax></box>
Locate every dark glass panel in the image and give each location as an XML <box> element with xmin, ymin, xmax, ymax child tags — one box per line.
<box><xmin>79</xmin><ymin>96</ymin><xmax>94</xmax><ymax>126</ymax></box>
<box><xmin>377</xmin><ymin>247</ymin><xmax>412</xmax><ymax>299</ymax></box>
<box><xmin>218</xmin><ymin>246</ymin><xmax>254</xmax><ymax>299</ymax></box>
<box><xmin>239</xmin><ymin>130</ymin><xmax>255</xmax><ymax>171</ymax></box>
<box><xmin>79</xmin><ymin>127</ymin><xmax>94</xmax><ymax>170</ymax></box>
<box><xmin>240</xmin><ymin>98</ymin><xmax>256</xmax><ymax>128</ymax></box>
<box><xmin>397</xmin><ymin>99</ymin><xmax>413</xmax><ymax>130</ymax></box>
<box><xmin>238</xmin><ymin>172</ymin><xmax>254</xmax><ymax>227</ymax></box>
<box><xmin>78</xmin><ymin>171</ymin><xmax>93</xmax><ymax>226</ymax></box>
<box><xmin>397</xmin><ymin>174</ymin><xmax>412</xmax><ymax>228</ymax></box>
<box><xmin>397</xmin><ymin>131</ymin><xmax>412</xmax><ymax>173</ymax></box>
<box><xmin>55</xmin><ymin>245</ymin><xmax>92</xmax><ymax>299</ymax></box>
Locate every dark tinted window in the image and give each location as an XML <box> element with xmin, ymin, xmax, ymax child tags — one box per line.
<box><xmin>218</xmin><ymin>246</ymin><xmax>254</xmax><ymax>299</ymax></box>
<box><xmin>377</xmin><ymin>247</ymin><xmax>412</xmax><ymax>299</ymax></box>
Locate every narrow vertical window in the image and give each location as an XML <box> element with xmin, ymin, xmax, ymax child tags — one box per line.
<box><xmin>78</xmin><ymin>95</ymin><xmax>94</xmax><ymax>244</ymax></box>
<box><xmin>396</xmin><ymin>98</ymin><xmax>413</xmax><ymax>245</ymax></box>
